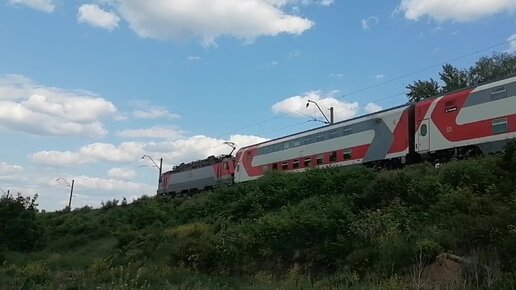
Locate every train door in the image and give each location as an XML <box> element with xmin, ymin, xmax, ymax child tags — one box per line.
<box><xmin>417</xmin><ymin>119</ymin><xmax>430</xmax><ymax>152</ymax></box>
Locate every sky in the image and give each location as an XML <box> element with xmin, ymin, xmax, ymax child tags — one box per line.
<box><xmin>0</xmin><ymin>0</ymin><xmax>515</xmax><ymax>211</ymax></box>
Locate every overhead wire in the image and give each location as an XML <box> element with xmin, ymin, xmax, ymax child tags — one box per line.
<box><xmin>145</xmin><ymin>38</ymin><xmax>512</xmax><ymax>170</ymax></box>
<box><xmin>211</xmin><ymin>39</ymin><xmax>510</xmax><ymax>140</ymax></box>
<box><xmin>333</xmin><ymin>39</ymin><xmax>510</xmax><ymax>102</ymax></box>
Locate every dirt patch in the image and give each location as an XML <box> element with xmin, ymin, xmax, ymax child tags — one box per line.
<box><xmin>423</xmin><ymin>254</ymin><xmax>464</xmax><ymax>287</ymax></box>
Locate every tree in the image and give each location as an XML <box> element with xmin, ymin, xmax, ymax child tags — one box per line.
<box><xmin>468</xmin><ymin>52</ymin><xmax>516</xmax><ymax>85</ymax></box>
<box><xmin>0</xmin><ymin>193</ymin><xmax>45</xmax><ymax>251</ymax></box>
<box><xmin>406</xmin><ymin>52</ymin><xmax>516</xmax><ymax>103</ymax></box>
<box><xmin>406</xmin><ymin>79</ymin><xmax>440</xmax><ymax>102</ymax></box>
<box><xmin>439</xmin><ymin>64</ymin><xmax>468</xmax><ymax>93</ymax></box>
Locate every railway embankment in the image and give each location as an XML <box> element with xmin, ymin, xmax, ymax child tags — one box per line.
<box><xmin>1</xmin><ymin>142</ymin><xmax>516</xmax><ymax>289</ymax></box>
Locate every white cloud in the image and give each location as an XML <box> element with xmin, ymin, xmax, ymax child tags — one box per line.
<box><xmin>132</xmin><ymin>108</ymin><xmax>180</xmax><ymax>119</ymax></box>
<box><xmin>117</xmin><ymin>126</ymin><xmax>185</xmax><ymax>140</ymax></box>
<box><xmin>30</xmin><ymin>142</ymin><xmax>145</xmax><ymax>166</ymax></box>
<box><xmin>0</xmin><ymin>162</ymin><xmax>23</xmax><ymax>175</ymax></box>
<box><xmin>30</xmin><ymin>151</ymin><xmax>88</xmax><ymax>166</ymax></box>
<box><xmin>105</xmin><ymin>0</ymin><xmax>315</xmax><ymax>46</ymax></box>
<box><xmin>330</xmin><ymin>73</ymin><xmax>346</xmax><ymax>79</ymax></box>
<box><xmin>430</xmin><ymin>26</ymin><xmax>443</xmax><ymax>32</ymax></box>
<box><xmin>361</xmin><ymin>16</ymin><xmax>379</xmax><ymax>30</ymax></box>
<box><xmin>30</xmin><ymin>134</ymin><xmax>268</xmax><ymax>168</ymax></box>
<box><xmin>271</xmin><ymin>91</ymin><xmax>360</xmax><ymax>122</ymax></box>
<box><xmin>128</xmin><ymin>101</ymin><xmax>181</xmax><ymax>120</ymax></box>
<box><xmin>287</xmin><ymin>49</ymin><xmax>301</xmax><ymax>59</ymax></box>
<box><xmin>318</xmin><ymin>0</ymin><xmax>333</xmax><ymax>5</ymax></box>
<box><xmin>397</xmin><ymin>0</ymin><xmax>516</xmax><ymax>22</ymax></box>
<box><xmin>365</xmin><ymin>103</ymin><xmax>382</xmax><ymax>114</ymax></box>
<box><xmin>508</xmin><ymin>34</ymin><xmax>516</xmax><ymax>53</ymax></box>
<box><xmin>157</xmin><ymin>134</ymin><xmax>269</xmax><ymax>167</ymax></box>
<box><xmin>263</xmin><ymin>0</ymin><xmax>332</xmax><ymax>5</ymax></box>
<box><xmin>375</xmin><ymin>74</ymin><xmax>385</xmax><ymax>80</ymax></box>
<box><xmin>187</xmin><ymin>56</ymin><xmax>202</xmax><ymax>61</ymax></box>
<box><xmin>0</xmin><ymin>75</ymin><xmax>117</xmax><ymax>137</ymax></box>
<box><xmin>80</xmin><ymin>142</ymin><xmax>146</xmax><ymax>163</ymax></box>
<box><xmin>8</xmin><ymin>0</ymin><xmax>54</xmax><ymax>13</ymax></box>
<box><xmin>2</xmin><ymin>168</ymin><xmax>155</xmax><ymax>211</ymax></box>
<box><xmin>108</xmin><ymin>168</ymin><xmax>136</xmax><ymax>180</ymax></box>
<box><xmin>78</xmin><ymin>4</ymin><xmax>121</xmax><ymax>31</ymax></box>
<box><xmin>50</xmin><ymin>175</ymin><xmax>153</xmax><ymax>193</ymax></box>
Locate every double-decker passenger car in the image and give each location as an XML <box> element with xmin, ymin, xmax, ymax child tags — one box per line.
<box><xmin>414</xmin><ymin>75</ymin><xmax>516</xmax><ymax>160</ymax></box>
<box><xmin>233</xmin><ymin>104</ymin><xmax>413</xmax><ymax>183</ymax></box>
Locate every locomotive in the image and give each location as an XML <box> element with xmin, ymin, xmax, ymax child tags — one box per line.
<box><xmin>157</xmin><ymin>75</ymin><xmax>516</xmax><ymax>196</ymax></box>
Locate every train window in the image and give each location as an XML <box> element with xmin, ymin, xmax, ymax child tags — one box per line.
<box><xmin>223</xmin><ymin>162</ymin><xmax>229</xmax><ymax>170</ymax></box>
<box><xmin>293</xmin><ymin>140</ymin><xmax>301</xmax><ymax>147</ymax></box>
<box><xmin>491</xmin><ymin>86</ymin><xmax>507</xmax><ymax>100</ymax></box>
<box><xmin>304</xmin><ymin>136</ymin><xmax>312</xmax><ymax>144</ymax></box>
<box><xmin>329</xmin><ymin>129</ymin><xmax>338</xmax><ymax>139</ymax></box>
<box><xmin>293</xmin><ymin>160</ymin><xmax>300</xmax><ymax>169</ymax></box>
<box><xmin>343</xmin><ymin>150</ymin><xmax>352</xmax><ymax>160</ymax></box>
<box><xmin>330</xmin><ymin>152</ymin><xmax>337</xmax><ymax>162</ymax></box>
<box><xmin>304</xmin><ymin>157</ymin><xmax>311</xmax><ymax>167</ymax></box>
<box><xmin>273</xmin><ymin>143</ymin><xmax>283</xmax><ymax>152</ymax></box>
<box><xmin>284</xmin><ymin>142</ymin><xmax>290</xmax><ymax>150</ymax></box>
<box><xmin>343</xmin><ymin>128</ymin><xmax>353</xmax><ymax>136</ymax></box>
<box><xmin>492</xmin><ymin>118</ymin><xmax>508</xmax><ymax>134</ymax></box>
<box><xmin>420</xmin><ymin>124</ymin><xmax>428</xmax><ymax>136</ymax></box>
<box><xmin>282</xmin><ymin>162</ymin><xmax>288</xmax><ymax>170</ymax></box>
<box><xmin>316</xmin><ymin>134</ymin><xmax>324</xmax><ymax>142</ymax></box>
<box><xmin>316</xmin><ymin>154</ymin><xmax>324</xmax><ymax>165</ymax></box>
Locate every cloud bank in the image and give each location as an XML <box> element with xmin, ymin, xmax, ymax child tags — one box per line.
<box><xmin>0</xmin><ymin>75</ymin><xmax>117</xmax><ymax>137</ymax></box>
<box><xmin>397</xmin><ymin>0</ymin><xmax>516</xmax><ymax>22</ymax></box>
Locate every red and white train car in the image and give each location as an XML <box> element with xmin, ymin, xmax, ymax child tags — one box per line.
<box><xmin>234</xmin><ymin>104</ymin><xmax>413</xmax><ymax>183</ymax></box>
<box><xmin>415</xmin><ymin>76</ymin><xmax>516</xmax><ymax>160</ymax></box>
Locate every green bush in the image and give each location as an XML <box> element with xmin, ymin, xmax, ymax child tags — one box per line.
<box><xmin>3</xmin><ymin>151</ymin><xmax>516</xmax><ymax>288</ymax></box>
<box><xmin>163</xmin><ymin>223</ymin><xmax>217</xmax><ymax>272</ymax></box>
<box><xmin>0</xmin><ymin>193</ymin><xmax>45</xmax><ymax>251</ymax></box>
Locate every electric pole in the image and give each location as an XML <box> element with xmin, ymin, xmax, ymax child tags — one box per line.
<box><xmin>68</xmin><ymin>179</ymin><xmax>74</xmax><ymax>209</ymax></box>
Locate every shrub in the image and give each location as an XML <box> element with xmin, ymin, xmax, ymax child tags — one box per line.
<box><xmin>438</xmin><ymin>158</ymin><xmax>499</xmax><ymax>194</ymax></box>
<box><xmin>0</xmin><ymin>193</ymin><xmax>45</xmax><ymax>251</ymax></box>
<box><xmin>163</xmin><ymin>223</ymin><xmax>217</xmax><ymax>272</ymax></box>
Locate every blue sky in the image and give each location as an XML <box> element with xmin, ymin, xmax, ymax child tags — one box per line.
<box><xmin>0</xmin><ymin>0</ymin><xmax>515</xmax><ymax>211</ymax></box>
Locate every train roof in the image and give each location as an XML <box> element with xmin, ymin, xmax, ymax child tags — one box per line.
<box><xmin>237</xmin><ymin>102</ymin><xmax>412</xmax><ymax>152</ymax></box>
<box><xmin>164</xmin><ymin>154</ymin><xmax>233</xmax><ymax>174</ymax></box>
<box><xmin>237</xmin><ymin>74</ymin><xmax>516</xmax><ymax>153</ymax></box>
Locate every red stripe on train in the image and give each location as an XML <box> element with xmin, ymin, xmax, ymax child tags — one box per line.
<box><xmin>389</xmin><ymin>109</ymin><xmax>409</xmax><ymax>154</ymax></box>
<box><xmin>240</xmin><ymin>144</ymin><xmax>370</xmax><ymax>177</ymax></box>
<box><xmin>430</xmin><ymin>89</ymin><xmax>516</xmax><ymax>142</ymax></box>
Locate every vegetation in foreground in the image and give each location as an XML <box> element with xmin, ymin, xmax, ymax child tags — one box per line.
<box><xmin>1</xmin><ymin>142</ymin><xmax>516</xmax><ymax>289</ymax></box>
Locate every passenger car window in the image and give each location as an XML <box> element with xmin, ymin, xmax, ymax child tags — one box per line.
<box><xmin>343</xmin><ymin>150</ymin><xmax>352</xmax><ymax>160</ymax></box>
<box><xmin>492</xmin><ymin>118</ymin><xmax>508</xmax><ymax>134</ymax></box>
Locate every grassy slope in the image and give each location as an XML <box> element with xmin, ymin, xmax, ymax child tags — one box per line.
<box><xmin>2</xmin><ymin>148</ymin><xmax>516</xmax><ymax>289</ymax></box>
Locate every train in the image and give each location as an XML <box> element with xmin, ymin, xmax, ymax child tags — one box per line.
<box><xmin>157</xmin><ymin>75</ymin><xmax>516</xmax><ymax>196</ymax></box>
